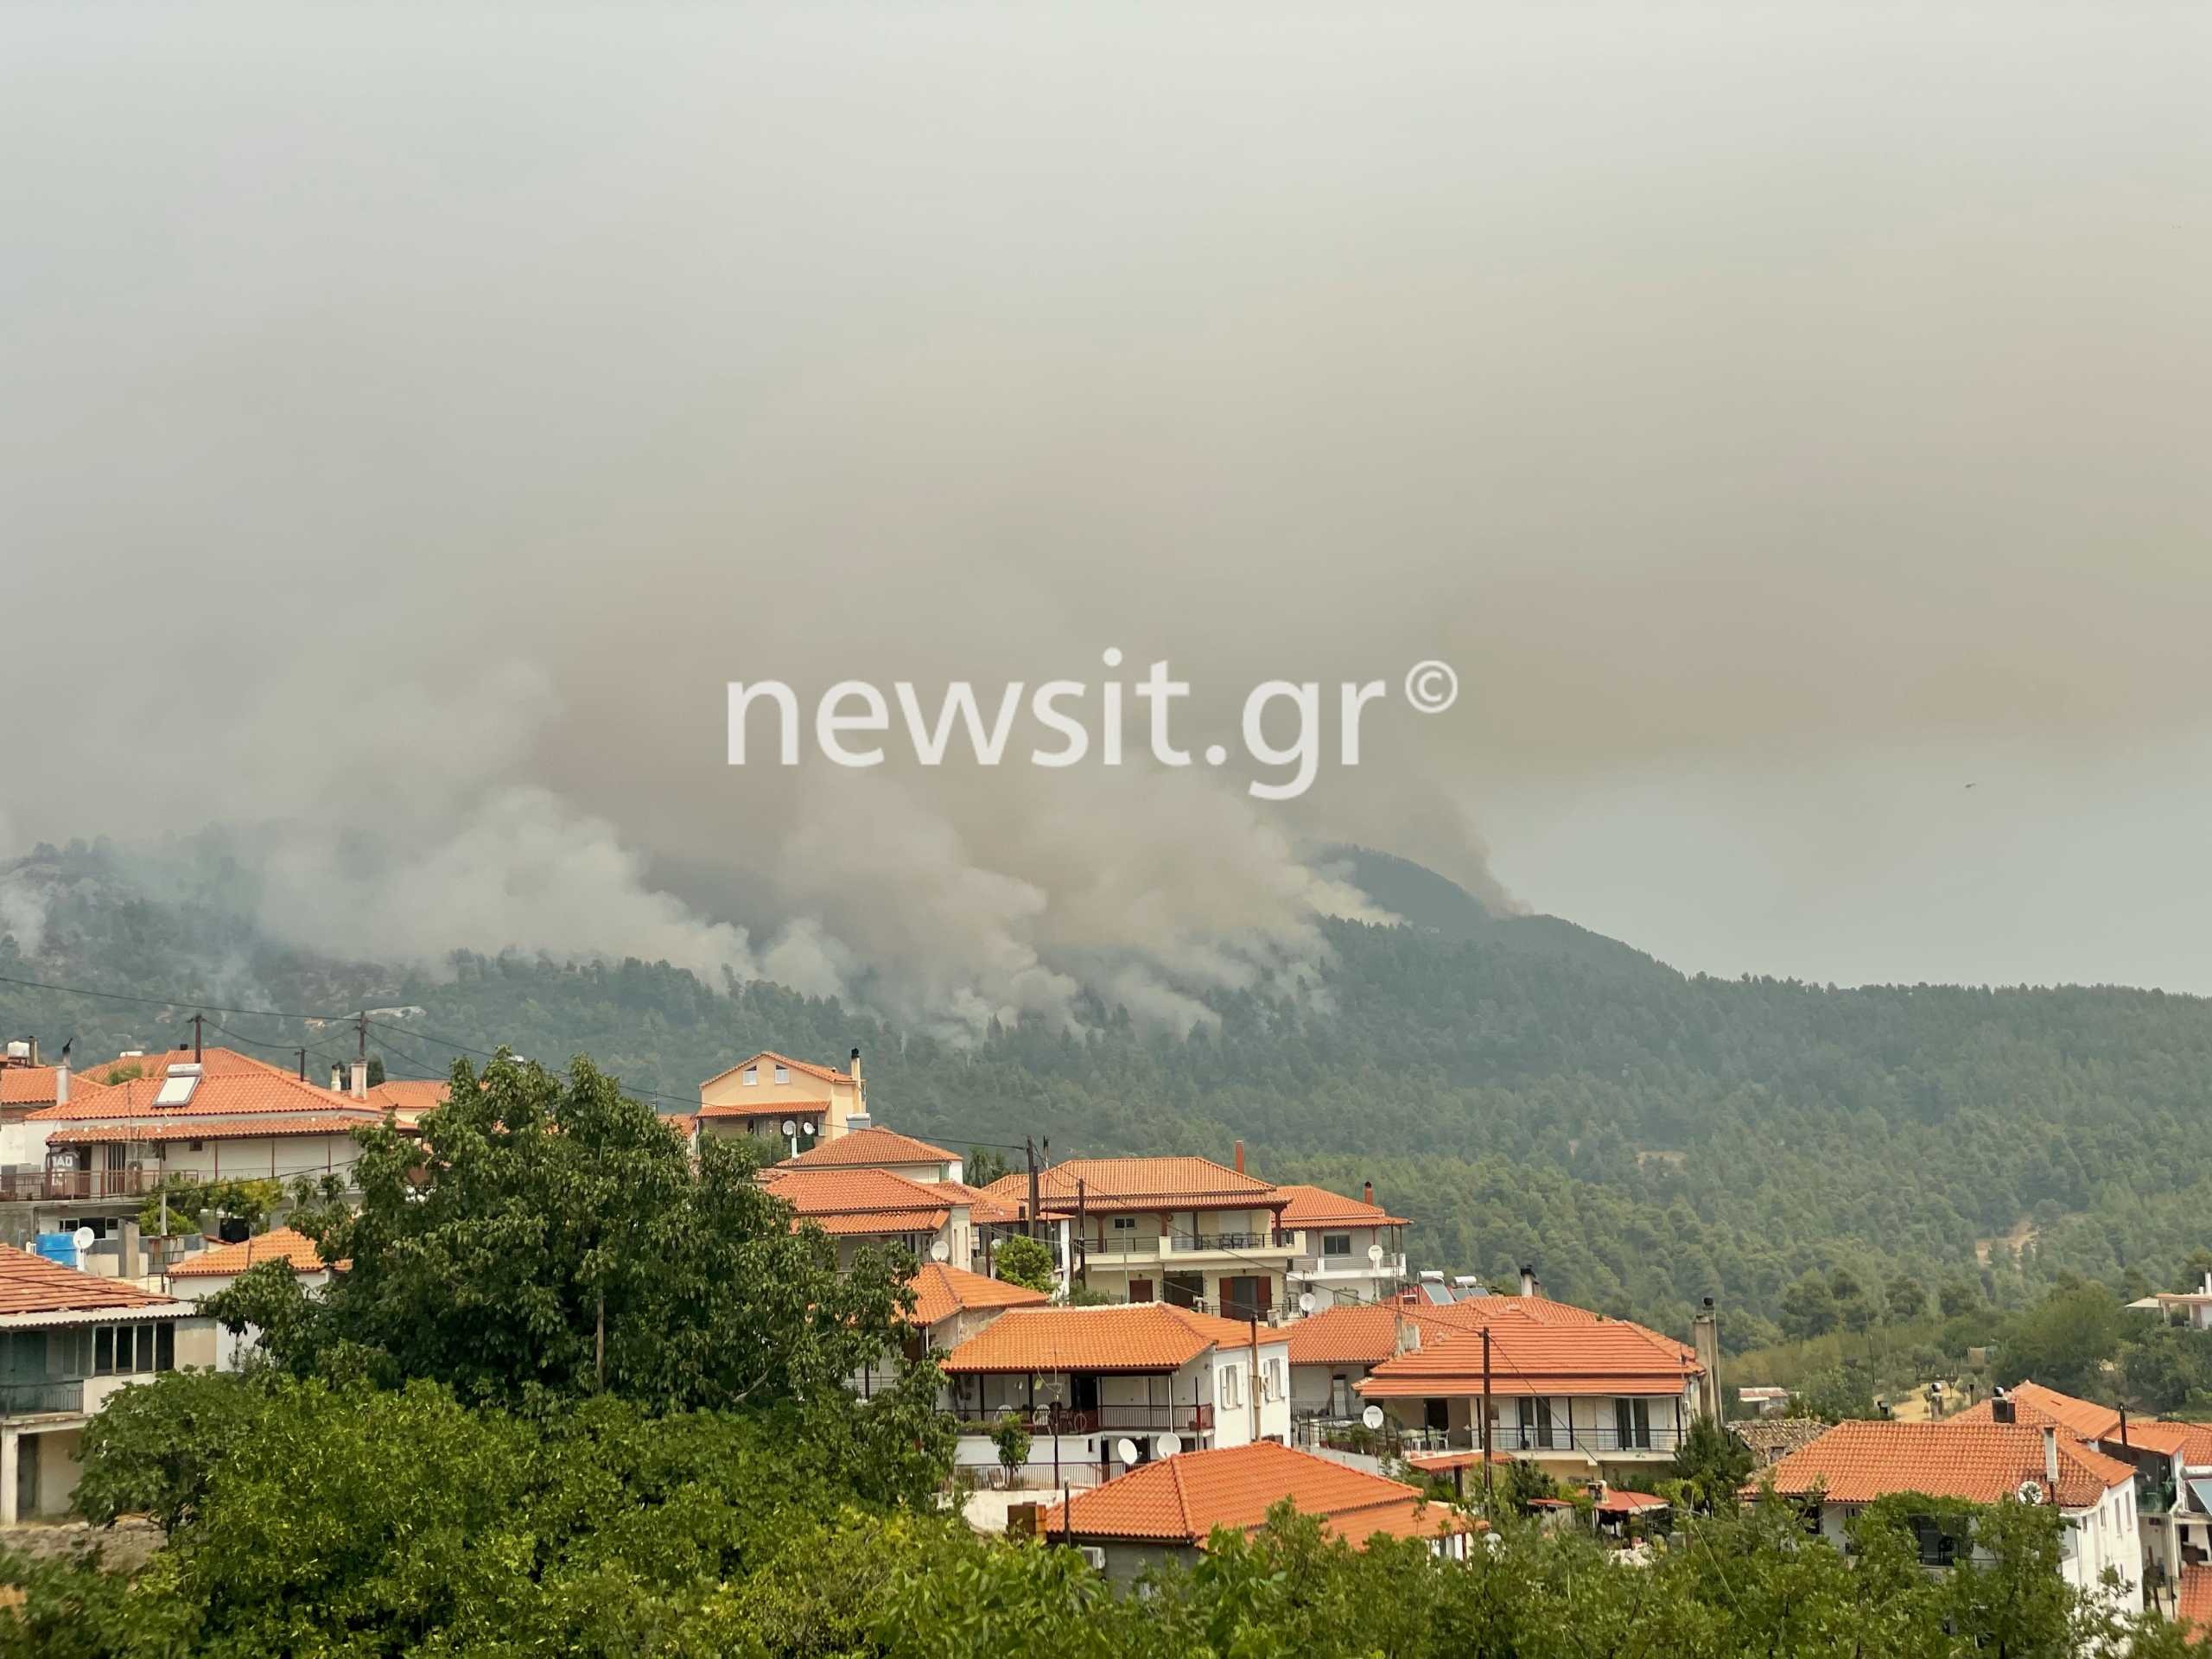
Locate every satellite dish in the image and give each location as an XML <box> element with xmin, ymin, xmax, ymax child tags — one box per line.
<box><xmin>781</xmin><ymin>1119</ymin><xmax>797</xmax><ymax>1136</ymax></box>
<box><xmin>72</xmin><ymin>1227</ymin><xmax>94</xmax><ymax>1252</ymax></box>
<box><xmin>930</xmin><ymin>1239</ymin><xmax>950</xmax><ymax>1262</ymax></box>
<box><xmin>2016</xmin><ymin>1478</ymin><xmax>2046</xmax><ymax>1505</ymax></box>
<box><xmin>1367</xmin><ymin>1243</ymin><xmax>1384</xmax><ymax>1265</ymax></box>
<box><xmin>1115</xmin><ymin>1437</ymin><xmax>1141</xmax><ymax>1465</ymax></box>
<box><xmin>1361</xmin><ymin>1405</ymin><xmax>1385</xmax><ymax>1431</ymax></box>
<box><xmin>804</xmin><ymin>1121</ymin><xmax>819</xmax><ymax>1136</ymax></box>
<box><xmin>1297</xmin><ymin>1291</ymin><xmax>1317</xmax><ymax>1313</ymax></box>
<box><xmin>1155</xmin><ymin>1433</ymin><xmax>1183</xmax><ymax>1459</ymax></box>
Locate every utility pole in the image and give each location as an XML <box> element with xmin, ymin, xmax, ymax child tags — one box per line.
<box><xmin>192</xmin><ymin>1013</ymin><xmax>204</xmax><ymax>1065</ymax></box>
<box><xmin>357</xmin><ymin>1012</ymin><xmax>368</xmax><ymax>1065</ymax></box>
<box><xmin>1480</xmin><ymin>1326</ymin><xmax>1494</xmax><ymax>1518</ymax></box>
<box><xmin>1249</xmin><ymin>1316</ymin><xmax>1261</xmax><ymax>1441</ymax></box>
<box><xmin>1076</xmin><ymin>1179</ymin><xmax>1089</xmax><ymax>1289</ymax></box>
<box><xmin>1026</xmin><ymin>1135</ymin><xmax>1041</xmax><ymax>1243</ymax></box>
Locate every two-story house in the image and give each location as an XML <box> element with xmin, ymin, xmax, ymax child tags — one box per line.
<box><xmin>0</xmin><ymin>1246</ymin><xmax>222</xmax><ymax>1522</ymax></box>
<box><xmin>981</xmin><ymin>1154</ymin><xmax>1294</xmax><ymax>1322</ymax></box>
<box><xmin>696</xmin><ymin>1049</ymin><xmax>869</xmax><ymax>1156</ymax></box>
<box><xmin>937</xmin><ymin>1302</ymin><xmax>1292</xmax><ymax>1487</ymax></box>
<box><xmin>1276</xmin><ymin>1183</ymin><xmax>1408</xmax><ymax>1311</ymax></box>
<box><xmin>1763</xmin><ymin>1418</ymin><xmax>2142</xmax><ymax>1618</ymax></box>
<box><xmin>1358</xmin><ymin>1315</ymin><xmax>1707</xmax><ymax>1484</ymax></box>
<box><xmin>760</xmin><ymin>1165</ymin><xmax>976</xmax><ymax>1271</ymax></box>
<box><xmin>777</xmin><ymin>1124</ymin><xmax>963</xmax><ymax>1185</ymax></box>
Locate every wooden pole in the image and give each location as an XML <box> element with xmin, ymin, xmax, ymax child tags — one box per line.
<box><xmin>1481</xmin><ymin>1326</ymin><xmax>1494</xmax><ymax>1516</ymax></box>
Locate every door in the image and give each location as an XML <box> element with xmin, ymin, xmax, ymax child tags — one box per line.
<box><xmin>1614</xmin><ymin>1397</ymin><xmax>1651</xmax><ymax>1449</ymax></box>
<box><xmin>1128</xmin><ymin>1278</ymin><xmax>1154</xmax><ymax>1304</ymax></box>
<box><xmin>1329</xmin><ymin>1374</ymin><xmax>1351</xmax><ymax>1416</ymax></box>
<box><xmin>1424</xmin><ymin>1397</ymin><xmax>1450</xmax><ymax>1433</ymax></box>
<box><xmin>1221</xmin><ymin>1275</ymin><xmax>1268</xmax><ymax>1321</ymax></box>
<box><xmin>15</xmin><ymin>1433</ymin><xmax>36</xmax><ymax>1520</ymax></box>
<box><xmin>1163</xmin><ymin>1273</ymin><xmax>1205</xmax><ymax>1310</ymax></box>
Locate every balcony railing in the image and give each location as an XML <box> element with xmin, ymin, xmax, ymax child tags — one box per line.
<box><xmin>1292</xmin><ymin>1254</ymin><xmax>1408</xmax><ymax>1277</ymax></box>
<box><xmin>0</xmin><ymin>1378</ymin><xmax>88</xmax><ymax>1416</ymax></box>
<box><xmin>952</xmin><ymin>1403</ymin><xmax>1214</xmax><ymax>1434</ymax></box>
<box><xmin>1490</xmin><ymin>1422</ymin><xmax>1682</xmax><ymax>1455</ymax></box>
<box><xmin>0</xmin><ymin>1166</ymin><xmax>158</xmax><ymax>1203</ymax></box>
<box><xmin>1167</xmin><ymin>1230</ymin><xmax>1295</xmax><ymax>1253</ymax></box>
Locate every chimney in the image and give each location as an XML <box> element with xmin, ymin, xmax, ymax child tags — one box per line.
<box><xmin>1692</xmin><ymin>1297</ymin><xmax>1721</xmax><ymax>1424</ymax></box>
<box><xmin>350</xmin><ymin>1061</ymin><xmax>368</xmax><ymax>1101</ymax></box>
<box><xmin>2043</xmin><ymin>1424</ymin><xmax>2060</xmax><ymax>1485</ymax></box>
<box><xmin>330</xmin><ymin>1065</ymin><xmax>344</xmax><ymax>1092</ymax></box>
<box><xmin>23</xmin><ymin>1038</ymin><xmax>36</xmax><ymax>1066</ymax></box>
<box><xmin>1991</xmin><ymin>1388</ymin><xmax>2015</xmax><ymax>1425</ymax></box>
<box><xmin>1234</xmin><ymin>1140</ymin><xmax>1244</xmax><ymax>1174</ymax></box>
<box><xmin>1363</xmin><ymin>1179</ymin><xmax>1374</xmax><ymax>1205</ymax></box>
<box><xmin>54</xmin><ymin>1057</ymin><xmax>67</xmax><ymax>1107</ymax></box>
<box><xmin>1519</xmin><ymin>1264</ymin><xmax>1538</xmax><ymax>1299</ymax></box>
<box><xmin>118</xmin><ymin>1219</ymin><xmax>142</xmax><ymax>1281</ymax></box>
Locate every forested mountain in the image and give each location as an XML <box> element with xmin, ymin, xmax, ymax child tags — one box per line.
<box><xmin>6</xmin><ymin>836</ymin><xmax>2211</xmax><ymax>1351</ymax></box>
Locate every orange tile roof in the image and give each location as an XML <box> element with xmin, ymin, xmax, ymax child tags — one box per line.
<box><xmin>364</xmin><ymin>1078</ymin><xmax>451</xmax><ymax>1121</ymax></box>
<box><xmin>1359</xmin><ymin>1319</ymin><xmax>1700</xmax><ymax>1399</ymax></box>
<box><xmin>29</xmin><ymin>1048</ymin><xmax>374</xmax><ymax>1122</ymax></box>
<box><xmin>700</xmin><ymin>1051</ymin><xmax>855</xmax><ymax>1090</ymax></box>
<box><xmin>168</xmin><ymin>1228</ymin><xmax>333</xmax><ymax>1279</ymax></box>
<box><xmin>798</xmin><ymin>1209</ymin><xmax>950</xmax><ymax>1237</ymax></box>
<box><xmin>779</xmin><ymin>1125</ymin><xmax>956</xmax><ymax>1169</ymax></box>
<box><xmin>1948</xmin><ymin>1382</ymin><xmax>2121</xmax><ymax>1442</ymax></box>
<box><xmin>2099</xmin><ymin>1418</ymin><xmax>2195</xmax><ymax>1458</ymax></box>
<box><xmin>0</xmin><ymin>1066</ymin><xmax>103</xmax><ymax>1109</ymax></box>
<box><xmin>1273</xmin><ymin>1185</ymin><xmax>1409</xmax><ymax>1229</ymax></box>
<box><xmin>698</xmin><ymin>1097</ymin><xmax>836</xmax><ymax>1122</ymax></box>
<box><xmin>939</xmin><ymin>1302</ymin><xmax>1283</xmax><ymax>1375</ymax></box>
<box><xmin>907</xmin><ymin>1262</ymin><xmax>1049</xmax><ymax>1326</ymax></box>
<box><xmin>46</xmin><ymin>1113</ymin><xmax>384</xmax><ymax>1145</ymax></box>
<box><xmin>1038</xmin><ymin>1441</ymin><xmax>1468</xmax><ymax>1548</ymax></box>
<box><xmin>1762</xmin><ymin>1421</ymin><xmax>2133</xmax><ymax>1509</ymax></box>
<box><xmin>763</xmin><ymin>1166</ymin><xmax>963</xmax><ymax>1217</ymax></box>
<box><xmin>1405</xmin><ymin>1291</ymin><xmax>1698</xmax><ymax>1363</ymax></box>
<box><xmin>931</xmin><ymin>1180</ymin><xmax>1026</xmax><ymax>1225</ymax></box>
<box><xmin>2177</xmin><ymin>1566</ymin><xmax>2212</xmax><ymax>1643</ymax></box>
<box><xmin>1594</xmin><ymin>1490</ymin><xmax>1669</xmax><ymax>1514</ymax></box>
<box><xmin>976</xmin><ymin>1156</ymin><xmax>1280</xmax><ymax>1217</ymax></box>
<box><xmin>0</xmin><ymin>1249</ymin><xmax>174</xmax><ymax>1316</ymax></box>
<box><xmin>1283</xmin><ymin>1304</ymin><xmax>1477</xmax><ymax>1367</ymax></box>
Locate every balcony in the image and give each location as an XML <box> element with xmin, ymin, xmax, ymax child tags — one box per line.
<box><xmin>0</xmin><ymin>1166</ymin><xmax>158</xmax><ymax>1203</ymax></box>
<box><xmin>1291</xmin><ymin>1253</ymin><xmax>1408</xmax><ymax>1281</ymax></box>
<box><xmin>1490</xmin><ymin>1422</ymin><xmax>1682</xmax><ymax>1457</ymax></box>
<box><xmin>0</xmin><ymin>1378</ymin><xmax>89</xmax><ymax>1418</ymax></box>
<box><xmin>1166</xmin><ymin>1230</ymin><xmax>1296</xmax><ymax>1255</ymax></box>
<box><xmin>952</xmin><ymin>1403</ymin><xmax>1214</xmax><ymax>1435</ymax></box>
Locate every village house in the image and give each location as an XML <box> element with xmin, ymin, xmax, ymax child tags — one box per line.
<box><xmin>0</xmin><ymin>1246</ymin><xmax>221</xmax><ymax>1523</ymax></box>
<box><xmin>166</xmin><ymin>1226</ymin><xmax>338</xmax><ymax>1370</ymax></box>
<box><xmin>8</xmin><ymin>1048</ymin><xmax>400</xmax><ymax>1259</ymax></box>
<box><xmin>1033</xmin><ymin>1440</ymin><xmax>1472</xmax><ymax>1585</ymax></box>
<box><xmin>696</xmin><ymin>1049</ymin><xmax>869</xmax><ymax>1156</ymax></box>
<box><xmin>1276</xmin><ymin>1182</ymin><xmax>1408</xmax><ymax>1311</ymax></box>
<box><xmin>1282</xmin><ymin>1302</ymin><xmax>1472</xmax><ymax>1429</ymax></box>
<box><xmin>978</xmin><ymin>1152</ymin><xmax>1294</xmax><ymax>1322</ymax></box>
<box><xmin>778</xmin><ymin>1124</ymin><xmax>964</xmax><ymax>1185</ymax></box>
<box><xmin>1357</xmin><ymin>1314</ymin><xmax>1707</xmax><ymax>1483</ymax></box>
<box><xmin>937</xmin><ymin>1302</ymin><xmax>1292</xmax><ymax>1487</ymax></box>
<box><xmin>760</xmin><ymin>1165</ymin><xmax>977</xmax><ymax>1272</ymax></box>
<box><xmin>1762</xmin><ymin>1417</ymin><xmax>2143</xmax><ymax>1618</ymax></box>
<box><xmin>852</xmin><ymin>1261</ymin><xmax>1048</xmax><ymax>1400</ymax></box>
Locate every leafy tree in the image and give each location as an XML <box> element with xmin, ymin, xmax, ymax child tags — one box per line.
<box><xmin>994</xmin><ymin>1233</ymin><xmax>1056</xmax><ymax>1294</ymax></box>
<box><xmin>205</xmin><ymin>1052</ymin><xmax>923</xmax><ymax>1414</ymax></box>
<box><xmin>1666</xmin><ymin>1415</ymin><xmax>1754</xmax><ymax>1514</ymax></box>
<box><xmin>1779</xmin><ymin>1272</ymin><xmax>1839</xmax><ymax>1340</ymax></box>
<box><xmin>2120</xmin><ymin>1325</ymin><xmax>2212</xmax><ymax>1414</ymax></box>
<box><xmin>1996</xmin><ymin>1283</ymin><xmax>2125</xmax><ymax>1397</ymax></box>
<box><xmin>964</xmin><ymin>1147</ymin><xmax>1012</xmax><ymax>1189</ymax></box>
<box><xmin>137</xmin><ymin>1177</ymin><xmax>281</xmax><ymax>1238</ymax></box>
<box><xmin>72</xmin><ymin>1370</ymin><xmax>267</xmax><ymax>1531</ymax></box>
<box><xmin>1884</xmin><ymin>1274</ymin><xmax>1927</xmax><ymax>1323</ymax></box>
<box><xmin>990</xmin><ymin>1413</ymin><xmax>1032</xmax><ymax>1486</ymax></box>
<box><xmin>1939</xmin><ymin>1276</ymin><xmax>1980</xmax><ymax>1319</ymax></box>
<box><xmin>1497</xmin><ymin>1455</ymin><xmax>1559</xmax><ymax>1515</ymax></box>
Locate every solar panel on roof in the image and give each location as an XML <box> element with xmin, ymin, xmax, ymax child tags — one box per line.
<box><xmin>154</xmin><ymin>1064</ymin><xmax>201</xmax><ymax>1108</ymax></box>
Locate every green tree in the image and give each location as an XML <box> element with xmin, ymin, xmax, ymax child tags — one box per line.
<box><xmin>206</xmin><ymin>1052</ymin><xmax>924</xmax><ymax>1414</ymax></box>
<box><xmin>1939</xmin><ymin>1276</ymin><xmax>1980</xmax><ymax>1319</ymax></box>
<box><xmin>964</xmin><ymin>1147</ymin><xmax>1012</xmax><ymax>1189</ymax></box>
<box><xmin>1997</xmin><ymin>1283</ymin><xmax>2125</xmax><ymax>1397</ymax></box>
<box><xmin>1779</xmin><ymin>1271</ymin><xmax>1839</xmax><ymax>1340</ymax></box>
<box><xmin>993</xmin><ymin>1233</ymin><xmax>1056</xmax><ymax>1294</ymax></box>
<box><xmin>1666</xmin><ymin>1415</ymin><xmax>1755</xmax><ymax>1514</ymax></box>
<box><xmin>1884</xmin><ymin>1274</ymin><xmax>1927</xmax><ymax>1323</ymax></box>
<box><xmin>990</xmin><ymin>1413</ymin><xmax>1032</xmax><ymax>1486</ymax></box>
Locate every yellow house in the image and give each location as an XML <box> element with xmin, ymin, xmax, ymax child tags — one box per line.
<box><xmin>697</xmin><ymin>1049</ymin><xmax>869</xmax><ymax>1157</ymax></box>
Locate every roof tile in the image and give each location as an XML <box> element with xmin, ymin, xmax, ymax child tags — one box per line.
<box><xmin>1763</xmin><ymin>1420</ymin><xmax>2133</xmax><ymax>1509</ymax></box>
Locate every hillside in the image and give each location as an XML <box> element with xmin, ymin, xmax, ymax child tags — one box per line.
<box><xmin>6</xmin><ymin>836</ymin><xmax>2212</xmax><ymax>1350</ymax></box>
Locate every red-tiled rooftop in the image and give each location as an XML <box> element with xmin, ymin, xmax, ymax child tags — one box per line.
<box><xmin>1949</xmin><ymin>1381</ymin><xmax>2122</xmax><ymax>1443</ymax></box>
<box><xmin>1282</xmin><ymin>1303</ymin><xmax>1489</xmax><ymax>1367</ymax></box>
<box><xmin>939</xmin><ymin>1302</ymin><xmax>1283</xmax><ymax>1375</ymax></box>
<box><xmin>168</xmin><ymin>1227</ymin><xmax>334</xmax><ymax>1279</ymax></box>
<box><xmin>29</xmin><ymin>1048</ymin><xmax>378</xmax><ymax>1122</ymax></box>
<box><xmin>1273</xmin><ymin>1184</ymin><xmax>1408</xmax><ymax>1229</ymax></box>
<box><xmin>779</xmin><ymin>1125</ymin><xmax>957</xmax><ymax>1169</ymax></box>
<box><xmin>46</xmin><ymin>1114</ymin><xmax>385</xmax><ymax>1144</ymax></box>
<box><xmin>701</xmin><ymin>1050</ymin><xmax>855</xmax><ymax>1090</ymax></box>
<box><xmin>976</xmin><ymin>1156</ymin><xmax>1280</xmax><ymax>1217</ymax></box>
<box><xmin>1762</xmin><ymin>1420</ymin><xmax>2133</xmax><ymax>1509</ymax></box>
<box><xmin>763</xmin><ymin>1166</ymin><xmax>964</xmax><ymax>1216</ymax></box>
<box><xmin>0</xmin><ymin>1249</ymin><xmax>175</xmax><ymax>1317</ymax></box>
<box><xmin>1359</xmin><ymin>1317</ymin><xmax>1700</xmax><ymax>1398</ymax></box>
<box><xmin>1038</xmin><ymin>1441</ymin><xmax>1470</xmax><ymax>1548</ymax></box>
<box><xmin>698</xmin><ymin>1097</ymin><xmax>836</xmax><ymax>1122</ymax></box>
<box><xmin>906</xmin><ymin>1262</ymin><xmax>1049</xmax><ymax>1326</ymax></box>
<box><xmin>2177</xmin><ymin>1565</ymin><xmax>2212</xmax><ymax>1643</ymax></box>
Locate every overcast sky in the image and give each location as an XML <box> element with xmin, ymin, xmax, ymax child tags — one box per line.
<box><xmin>3</xmin><ymin>3</ymin><xmax>2209</xmax><ymax>1020</ymax></box>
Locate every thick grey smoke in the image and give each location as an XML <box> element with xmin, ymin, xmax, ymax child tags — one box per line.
<box><xmin>3</xmin><ymin>3</ymin><xmax>2209</xmax><ymax>1014</ymax></box>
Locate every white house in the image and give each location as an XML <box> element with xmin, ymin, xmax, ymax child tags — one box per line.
<box><xmin>778</xmin><ymin>1124</ymin><xmax>964</xmax><ymax>1186</ymax></box>
<box><xmin>166</xmin><ymin>1226</ymin><xmax>336</xmax><ymax>1370</ymax></box>
<box><xmin>1763</xmin><ymin>1419</ymin><xmax>2143</xmax><ymax>1618</ymax></box>
<box><xmin>937</xmin><ymin>1302</ymin><xmax>1292</xmax><ymax>1488</ymax></box>
<box><xmin>1274</xmin><ymin>1183</ymin><xmax>1408</xmax><ymax>1311</ymax></box>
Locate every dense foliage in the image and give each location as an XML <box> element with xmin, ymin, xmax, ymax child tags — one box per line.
<box><xmin>10</xmin><ymin>836</ymin><xmax>2212</xmax><ymax>1348</ymax></box>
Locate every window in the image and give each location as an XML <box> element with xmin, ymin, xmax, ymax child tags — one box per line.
<box><xmin>1111</xmin><ymin>1216</ymin><xmax>1138</xmax><ymax>1235</ymax></box>
<box><xmin>1222</xmin><ymin>1365</ymin><xmax>1242</xmax><ymax>1408</ymax></box>
<box><xmin>88</xmin><ymin>1323</ymin><xmax>175</xmax><ymax>1379</ymax></box>
<box><xmin>1522</xmin><ymin>1396</ymin><xmax>1556</xmax><ymax>1449</ymax></box>
<box><xmin>1321</xmin><ymin>1232</ymin><xmax>1353</xmax><ymax>1258</ymax></box>
<box><xmin>1614</xmin><ymin>1397</ymin><xmax>1652</xmax><ymax>1450</ymax></box>
<box><xmin>741</xmin><ymin>1067</ymin><xmax>758</xmax><ymax>1086</ymax></box>
<box><xmin>773</xmin><ymin>1065</ymin><xmax>789</xmax><ymax>1084</ymax></box>
<box><xmin>94</xmin><ymin>1326</ymin><xmax>114</xmax><ymax>1376</ymax></box>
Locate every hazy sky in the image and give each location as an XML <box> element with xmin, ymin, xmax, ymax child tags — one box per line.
<box><xmin>3</xmin><ymin>3</ymin><xmax>2209</xmax><ymax>1020</ymax></box>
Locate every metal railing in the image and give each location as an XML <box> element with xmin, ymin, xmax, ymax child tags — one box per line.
<box><xmin>1292</xmin><ymin>1254</ymin><xmax>1408</xmax><ymax>1277</ymax></box>
<box><xmin>1491</xmin><ymin>1422</ymin><xmax>1681</xmax><ymax>1455</ymax></box>
<box><xmin>952</xmin><ymin>1403</ymin><xmax>1214</xmax><ymax>1434</ymax></box>
<box><xmin>0</xmin><ymin>1378</ymin><xmax>87</xmax><ymax>1416</ymax></box>
<box><xmin>0</xmin><ymin>1166</ymin><xmax>158</xmax><ymax>1202</ymax></box>
<box><xmin>1166</xmin><ymin>1230</ymin><xmax>1295</xmax><ymax>1253</ymax></box>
